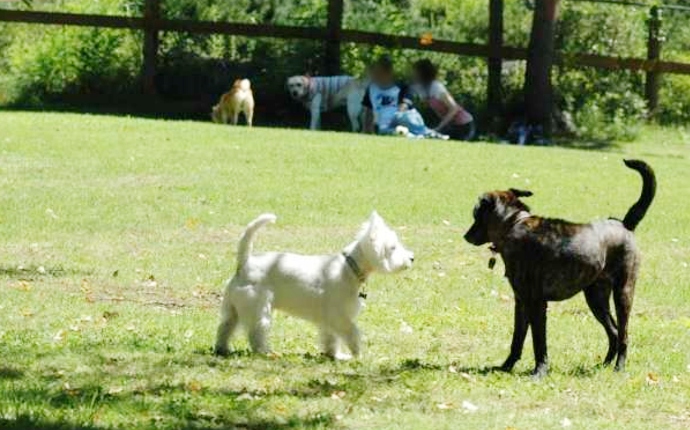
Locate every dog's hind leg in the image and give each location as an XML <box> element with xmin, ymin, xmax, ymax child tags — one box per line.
<box><xmin>584</xmin><ymin>282</ymin><xmax>618</xmax><ymax>365</ymax></box>
<box><xmin>215</xmin><ymin>302</ymin><xmax>239</xmax><ymax>356</ymax></box>
<box><xmin>500</xmin><ymin>298</ymin><xmax>529</xmax><ymax>372</ymax></box>
<box><xmin>245</xmin><ymin>107</ymin><xmax>254</xmax><ymax>127</ymax></box>
<box><xmin>243</xmin><ymin>292</ymin><xmax>273</xmax><ymax>354</ymax></box>
<box><xmin>612</xmin><ymin>257</ymin><xmax>639</xmax><ymax>372</ymax></box>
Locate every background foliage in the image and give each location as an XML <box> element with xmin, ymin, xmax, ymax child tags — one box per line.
<box><xmin>0</xmin><ymin>0</ymin><xmax>689</xmax><ymax>137</ymax></box>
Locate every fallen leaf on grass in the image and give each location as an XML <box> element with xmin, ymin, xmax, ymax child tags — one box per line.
<box><xmin>46</xmin><ymin>208</ymin><xmax>58</xmax><ymax>219</ymax></box>
<box><xmin>17</xmin><ymin>281</ymin><xmax>32</xmax><ymax>291</ymax></box>
<box><xmin>53</xmin><ymin>329</ymin><xmax>66</xmax><ymax>342</ymax></box>
<box><xmin>462</xmin><ymin>400</ymin><xmax>478</xmax><ymax>412</ymax></box>
<box><xmin>646</xmin><ymin>372</ymin><xmax>659</xmax><ymax>385</ymax></box>
<box><xmin>560</xmin><ymin>417</ymin><xmax>572</xmax><ymax>428</ymax></box>
<box><xmin>399</xmin><ymin>321</ymin><xmax>414</xmax><ymax>334</ymax></box>
<box><xmin>185</xmin><ymin>218</ymin><xmax>200</xmax><ymax>230</ymax></box>
<box><xmin>442</xmin><ymin>219</ymin><xmax>451</xmax><ymax>226</ymax></box>
<box><xmin>107</xmin><ymin>386</ymin><xmax>124</xmax><ymax>395</ymax></box>
<box><xmin>102</xmin><ymin>311</ymin><xmax>119</xmax><ymax>321</ymax></box>
<box><xmin>330</xmin><ymin>391</ymin><xmax>346</xmax><ymax>400</ymax></box>
<box><xmin>236</xmin><ymin>393</ymin><xmax>254</xmax><ymax>401</ymax></box>
<box><xmin>142</xmin><ymin>275</ymin><xmax>157</xmax><ymax>288</ymax></box>
<box><xmin>460</xmin><ymin>372</ymin><xmax>474</xmax><ymax>382</ymax></box>
<box><xmin>184</xmin><ymin>329</ymin><xmax>194</xmax><ymax>340</ymax></box>
<box><xmin>21</xmin><ymin>309</ymin><xmax>34</xmax><ymax>317</ymax></box>
<box><xmin>63</xmin><ymin>382</ymin><xmax>79</xmax><ymax>396</ymax></box>
<box><xmin>187</xmin><ymin>380</ymin><xmax>202</xmax><ymax>392</ymax></box>
<box><xmin>436</xmin><ymin>402</ymin><xmax>453</xmax><ymax>410</ymax></box>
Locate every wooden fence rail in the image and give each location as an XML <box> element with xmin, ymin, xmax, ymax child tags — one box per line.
<box><xmin>1</xmin><ymin>3</ymin><xmax>689</xmax><ymax>112</ymax></box>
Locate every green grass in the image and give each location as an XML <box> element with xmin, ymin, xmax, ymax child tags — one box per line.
<box><xmin>0</xmin><ymin>112</ymin><xmax>689</xmax><ymax>430</ymax></box>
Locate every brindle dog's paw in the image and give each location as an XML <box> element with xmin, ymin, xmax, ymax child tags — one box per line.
<box><xmin>530</xmin><ymin>364</ymin><xmax>549</xmax><ymax>379</ymax></box>
<box><xmin>213</xmin><ymin>346</ymin><xmax>231</xmax><ymax>357</ymax></box>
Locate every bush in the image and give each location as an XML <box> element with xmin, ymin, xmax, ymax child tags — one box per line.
<box><xmin>0</xmin><ymin>0</ymin><xmax>688</xmax><ymax>135</ymax></box>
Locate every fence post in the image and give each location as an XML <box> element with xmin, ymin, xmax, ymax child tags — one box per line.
<box><xmin>645</xmin><ymin>5</ymin><xmax>662</xmax><ymax>117</ymax></box>
<box><xmin>487</xmin><ymin>0</ymin><xmax>504</xmax><ymax>127</ymax></box>
<box><xmin>142</xmin><ymin>0</ymin><xmax>160</xmax><ymax>96</ymax></box>
<box><xmin>325</xmin><ymin>0</ymin><xmax>344</xmax><ymax>75</ymax></box>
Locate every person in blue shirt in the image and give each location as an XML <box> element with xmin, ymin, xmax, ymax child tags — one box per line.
<box><xmin>362</xmin><ymin>56</ymin><xmax>447</xmax><ymax>139</ymax></box>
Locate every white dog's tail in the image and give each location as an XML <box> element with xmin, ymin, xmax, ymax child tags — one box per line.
<box><xmin>236</xmin><ymin>213</ymin><xmax>277</xmax><ymax>271</ymax></box>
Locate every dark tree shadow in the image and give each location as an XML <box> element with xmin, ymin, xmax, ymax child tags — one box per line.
<box><xmin>0</xmin><ymin>366</ymin><xmax>24</xmax><ymax>380</ymax></box>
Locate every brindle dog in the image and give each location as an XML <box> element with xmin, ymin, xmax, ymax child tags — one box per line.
<box><xmin>464</xmin><ymin>159</ymin><xmax>656</xmax><ymax>377</ymax></box>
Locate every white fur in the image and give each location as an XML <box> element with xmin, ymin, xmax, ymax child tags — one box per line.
<box><xmin>286</xmin><ymin>75</ymin><xmax>367</xmax><ymax>132</ymax></box>
<box><xmin>214</xmin><ymin>211</ymin><xmax>414</xmax><ymax>359</ymax></box>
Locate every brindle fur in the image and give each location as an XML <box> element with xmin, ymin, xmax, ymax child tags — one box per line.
<box><xmin>464</xmin><ymin>160</ymin><xmax>656</xmax><ymax>377</ymax></box>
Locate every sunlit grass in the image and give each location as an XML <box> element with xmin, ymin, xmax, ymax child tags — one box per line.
<box><xmin>0</xmin><ymin>112</ymin><xmax>689</xmax><ymax>429</ymax></box>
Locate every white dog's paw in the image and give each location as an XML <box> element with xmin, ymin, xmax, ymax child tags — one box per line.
<box><xmin>333</xmin><ymin>352</ymin><xmax>353</xmax><ymax>361</ymax></box>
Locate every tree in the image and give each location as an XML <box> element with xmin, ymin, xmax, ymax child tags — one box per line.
<box><xmin>523</xmin><ymin>0</ymin><xmax>560</xmax><ymax>140</ymax></box>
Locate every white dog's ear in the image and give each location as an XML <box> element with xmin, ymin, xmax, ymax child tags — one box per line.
<box><xmin>367</xmin><ymin>211</ymin><xmax>384</xmax><ymax>243</ymax></box>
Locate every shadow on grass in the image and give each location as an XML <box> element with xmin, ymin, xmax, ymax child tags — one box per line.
<box><xmin>0</xmin><ymin>415</ymin><xmax>333</xmax><ymax>430</ymax></box>
<box><xmin>0</xmin><ymin>417</ymin><xmax>102</xmax><ymax>430</ymax></box>
<box><xmin>0</xmin><ymin>265</ymin><xmax>90</xmax><ymax>280</ymax></box>
<box><xmin>0</xmin><ymin>366</ymin><xmax>24</xmax><ymax>380</ymax></box>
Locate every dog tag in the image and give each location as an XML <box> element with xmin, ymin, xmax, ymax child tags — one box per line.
<box><xmin>359</xmin><ymin>292</ymin><xmax>368</xmax><ymax>300</ymax></box>
<box><xmin>488</xmin><ymin>257</ymin><xmax>496</xmax><ymax>270</ymax></box>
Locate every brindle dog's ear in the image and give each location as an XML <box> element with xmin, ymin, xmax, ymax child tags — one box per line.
<box><xmin>509</xmin><ymin>188</ymin><xmax>533</xmax><ymax>198</ymax></box>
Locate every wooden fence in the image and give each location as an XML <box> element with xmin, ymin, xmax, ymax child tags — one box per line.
<box><xmin>1</xmin><ymin>0</ymin><xmax>689</xmax><ymax>115</ymax></box>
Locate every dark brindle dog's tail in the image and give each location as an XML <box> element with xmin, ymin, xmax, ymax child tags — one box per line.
<box><xmin>622</xmin><ymin>159</ymin><xmax>656</xmax><ymax>231</ymax></box>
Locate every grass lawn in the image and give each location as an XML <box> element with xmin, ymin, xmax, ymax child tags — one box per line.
<box><xmin>0</xmin><ymin>112</ymin><xmax>689</xmax><ymax>430</ymax></box>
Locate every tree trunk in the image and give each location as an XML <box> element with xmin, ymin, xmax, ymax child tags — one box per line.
<box><xmin>524</xmin><ymin>0</ymin><xmax>560</xmax><ymax>136</ymax></box>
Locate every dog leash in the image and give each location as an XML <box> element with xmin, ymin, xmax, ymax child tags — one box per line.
<box><xmin>342</xmin><ymin>252</ymin><xmax>368</xmax><ymax>299</ymax></box>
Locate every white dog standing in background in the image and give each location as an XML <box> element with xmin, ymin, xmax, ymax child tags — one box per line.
<box><xmin>214</xmin><ymin>212</ymin><xmax>414</xmax><ymax>359</ymax></box>
<box><xmin>211</xmin><ymin>78</ymin><xmax>254</xmax><ymax>126</ymax></box>
<box><xmin>286</xmin><ymin>75</ymin><xmax>367</xmax><ymax>131</ymax></box>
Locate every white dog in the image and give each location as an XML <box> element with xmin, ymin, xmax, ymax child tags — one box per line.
<box><xmin>286</xmin><ymin>75</ymin><xmax>367</xmax><ymax>131</ymax></box>
<box><xmin>214</xmin><ymin>212</ymin><xmax>414</xmax><ymax>359</ymax></box>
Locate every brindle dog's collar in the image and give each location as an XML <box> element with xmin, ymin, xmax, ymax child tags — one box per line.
<box><xmin>488</xmin><ymin>212</ymin><xmax>532</xmax><ymax>269</ymax></box>
<box><xmin>343</xmin><ymin>252</ymin><xmax>367</xmax><ymax>284</ymax></box>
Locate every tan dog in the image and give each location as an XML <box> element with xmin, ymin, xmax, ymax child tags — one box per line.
<box><xmin>211</xmin><ymin>79</ymin><xmax>254</xmax><ymax>126</ymax></box>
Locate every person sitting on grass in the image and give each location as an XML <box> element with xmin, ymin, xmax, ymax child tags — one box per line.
<box><xmin>362</xmin><ymin>55</ymin><xmax>448</xmax><ymax>140</ymax></box>
<box><xmin>410</xmin><ymin>59</ymin><xmax>476</xmax><ymax>141</ymax></box>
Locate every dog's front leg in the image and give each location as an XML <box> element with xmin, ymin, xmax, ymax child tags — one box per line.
<box><xmin>528</xmin><ymin>301</ymin><xmax>549</xmax><ymax>378</ymax></box>
<box><xmin>500</xmin><ymin>298</ymin><xmax>529</xmax><ymax>372</ymax></box>
<box><xmin>309</xmin><ymin>93</ymin><xmax>322</xmax><ymax>130</ymax></box>
<box><xmin>320</xmin><ymin>329</ymin><xmax>339</xmax><ymax>359</ymax></box>
<box><xmin>343</xmin><ymin>323</ymin><xmax>361</xmax><ymax>357</ymax></box>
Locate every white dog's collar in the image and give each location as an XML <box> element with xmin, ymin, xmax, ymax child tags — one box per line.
<box><xmin>343</xmin><ymin>252</ymin><xmax>367</xmax><ymax>284</ymax></box>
